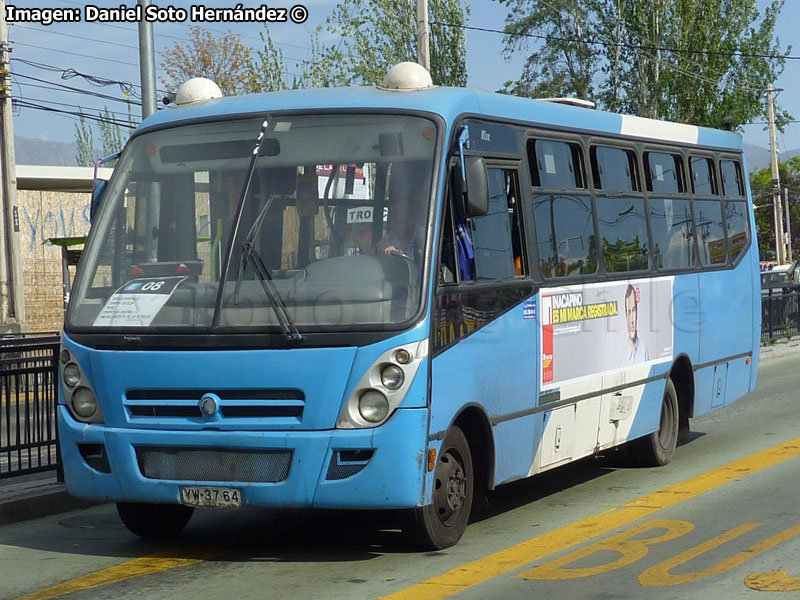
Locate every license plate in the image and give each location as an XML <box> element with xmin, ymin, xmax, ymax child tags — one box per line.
<box><xmin>181</xmin><ymin>486</ymin><xmax>242</xmax><ymax>508</ymax></box>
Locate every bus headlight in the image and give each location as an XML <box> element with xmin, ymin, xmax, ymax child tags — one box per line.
<box><xmin>337</xmin><ymin>340</ymin><xmax>428</xmax><ymax>429</ymax></box>
<box><xmin>380</xmin><ymin>365</ymin><xmax>405</xmax><ymax>390</ymax></box>
<box><xmin>71</xmin><ymin>387</ymin><xmax>98</xmax><ymax>419</ymax></box>
<box><xmin>63</xmin><ymin>364</ymin><xmax>81</xmax><ymax>388</ymax></box>
<box><xmin>359</xmin><ymin>390</ymin><xmax>389</xmax><ymax>423</ymax></box>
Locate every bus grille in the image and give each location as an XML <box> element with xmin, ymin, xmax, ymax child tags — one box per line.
<box><xmin>136</xmin><ymin>446</ymin><xmax>293</xmax><ymax>483</ymax></box>
<box><xmin>124</xmin><ymin>389</ymin><xmax>305</xmax><ymax>421</ymax></box>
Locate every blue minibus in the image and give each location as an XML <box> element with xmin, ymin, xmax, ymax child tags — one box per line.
<box><xmin>58</xmin><ymin>63</ymin><xmax>759</xmax><ymax>549</ymax></box>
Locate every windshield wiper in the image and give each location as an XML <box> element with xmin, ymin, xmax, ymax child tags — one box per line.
<box><xmin>232</xmin><ymin>198</ymin><xmax>302</xmax><ymax>341</ymax></box>
<box><xmin>211</xmin><ymin>117</ymin><xmax>301</xmax><ymax>341</ymax></box>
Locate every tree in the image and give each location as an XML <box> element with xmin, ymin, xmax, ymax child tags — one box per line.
<box><xmin>74</xmin><ymin>109</ymin><xmax>94</xmax><ymax>167</ymax></box>
<box><xmin>497</xmin><ymin>0</ymin><xmax>597</xmax><ymax>98</ymax></box>
<box><xmin>497</xmin><ymin>0</ymin><xmax>791</xmax><ymax>129</ymax></box>
<box><xmin>323</xmin><ymin>0</ymin><xmax>469</xmax><ymax>87</ymax></box>
<box><xmin>750</xmin><ymin>157</ymin><xmax>800</xmax><ymax>261</ymax></box>
<box><xmin>160</xmin><ymin>26</ymin><xmax>252</xmax><ymax>95</ymax></box>
<box><xmin>245</xmin><ymin>30</ymin><xmax>348</xmax><ymax>92</ymax></box>
<box><xmin>72</xmin><ymin>105</ymin><xmax>135</xmax><ymax>167</ymax></box>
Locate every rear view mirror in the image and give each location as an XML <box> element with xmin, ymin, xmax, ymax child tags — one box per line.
<box><xmin>378</xmin><ymin>133</ymin><xmax>403</xmax><ymax>157</ymax></box>
<box><xmin>460</xmin><ymin>156</ymin><xmax>489</xmax><ymax>218</ymax></box>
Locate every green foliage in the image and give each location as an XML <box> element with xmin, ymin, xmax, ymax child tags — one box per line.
<box><xmin>750</xmin><ymin>156</ymin><xmax>800</xmax><ymax>260</ymax></box>
<box><xmin>73</xmin><ymin>109</ymin><xmax>94</xmax><ymax>167</ymax></box>
<box><xmin>497</xmin><ymin>0</ymin><xmax>791</xmax><ymax>129</ymax></box>
<box><xmin>98</xmin><ymin>106</ymin><xmax>133</xmax><ymax>161</ymax></box>
<box><xmin>323</xmin><ymin>0</ymin><xmax>469</xmax><ymax>87</ymax></box>
<box><xmin>245</xmin><ymin>28</ymin><xmax>289</xmax><ymax>93</ymax></box>
<box><xmin>497</xmin><ymin>0</ymin><xmax>596</xmax><ymax>98</ymax></box>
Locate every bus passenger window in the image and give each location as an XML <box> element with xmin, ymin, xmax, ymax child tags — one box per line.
<box><xmin>649</xmin><ymin>198</ymin><xmax>695</xmax><ymax>269</ymax></box>
<box><xmin>645</xmin><ymin>152</ymin><xmax>685</xmax><ymax>194</ymax></box>
<box><xmin>720</xmin><ymin>160</ymin><xmax>745</xmax><ymax>197</ymax></box>
<box><xmin>527</xmin><ymin>139</ymin><xmax>585</xmax><ymax>189</ymax></box>
<box><xmin>533</xmin><ymin>192</ymin><xmax>597</xmax><ymax>278</ymax></box>
<box><xmin>694</xmin><ymin>199</ymin><xmax>726</xmax><ymax>265</ymax></box>
<box><xmin>690</xmin><ymin>157</ymin><xmax>717</xmax><ymax>195</ymax></box>
<box><xmin>724</xmin><ymin>201</ymin><xmax>749</xmax><ymax>261</ymax></box>
<box><xmin>596</xmin><ymin>196</ymin><xmax>649</xmax><ymax>272</ymax></box>
<box><xmin>591</xmin><ymin>146</ymin><xmax>639</xmax><ymax>192</ymax></box>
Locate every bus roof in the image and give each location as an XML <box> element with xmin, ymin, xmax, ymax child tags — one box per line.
<box><xmin>139</xmin><ymin>85</ymin><xmax>743</xmax><ymax>152</ymax></box>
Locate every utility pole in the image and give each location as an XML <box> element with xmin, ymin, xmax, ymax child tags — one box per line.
<box><xmin>138</xmin><ymin>0</ymin><xmax>157</xmax><ymax>119</ymax></box>
<box><xmin>416</xmin><ymin>0</ymin><xmax>430</xmax><ymax>72</ymax></box>
<box><xmin>785</xmin><ymin>185</ymin><xmax>793</xmax><ymax>261</ymax></box>
<box><xmin>767</xmin><ymin>88</ymin><xmax>786</xmax><ymax>264</ymax></box>
<box><xmin>0</xmin><ymin>0</ymin><xmax>25</xmax><ymax>332</ymax></box>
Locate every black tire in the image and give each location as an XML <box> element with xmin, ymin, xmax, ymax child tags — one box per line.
<box><xmin>116</xmin><ymin>502</ymin><xmax>194</xmax><ymax>538</ymax></box>
<box><xmin>405</xmin><ymin>425</ymin><xmax>473</xmax><ymax>550</ymax></box>
<box><xmin>632</xmin><ymin>379</ymin><xmax>679</xmax><ymax>467</ymax></box>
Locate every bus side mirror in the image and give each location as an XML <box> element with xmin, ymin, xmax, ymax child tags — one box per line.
<box><xmin>460</xmin><ymin>156</ymin><xmax>489</xmax><ymax>218</ymax></box>
<box><xmin>90</xmin><ymin>179</ymin><xmax>107</xmax><ymax>223</ymax></box>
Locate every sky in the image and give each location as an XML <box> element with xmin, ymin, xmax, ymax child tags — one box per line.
<box><xmin>5</xmin><ymin>0</ymin><xmax>799</xmax><ymax>153</ymax></box>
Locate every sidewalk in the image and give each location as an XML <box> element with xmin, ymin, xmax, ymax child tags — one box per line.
<box><xmin>0</xmin><ymin>471</ymin><xmax>99</xmax><ymax>526</ymax></box>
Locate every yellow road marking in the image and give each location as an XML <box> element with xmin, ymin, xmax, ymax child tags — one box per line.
<box><xmin>745</xmin><ymin>570</ymin><xmax>800</xmax><ymax>591</ymax></box>
<box><xmin>14</xmin><ymin>548</ymin><xmax>224</xmax><ymax>600</ymax></box>
<box><xmin>379</xmin><ymin>438</ymin><xmax>800</xmax><ymax>600</ymax></box>
<box><xmin>519</xmin><ymin>519</ymin><xmax>694</xmax><ymax>580</ymax></box>
<box><xmin>639</xmin><ymin>524</ymin><xmax>800</xmax><ymax>587</ymax></box>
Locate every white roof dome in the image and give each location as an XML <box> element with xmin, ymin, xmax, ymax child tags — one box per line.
<box><xmin>379</xmin><ymin>62</ymin><xmax>434</xmax><ymax>92</ymax></box>
<box><xmin>175</xmin><ymin>78</ymin><xmax>223</xmax><ymax>106</ymax></box>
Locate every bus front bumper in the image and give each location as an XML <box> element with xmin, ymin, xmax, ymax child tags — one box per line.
<box><xmin>58</xmin><ymin>406</ymin><xmax>429</xmax><ymax>510</ymax></box>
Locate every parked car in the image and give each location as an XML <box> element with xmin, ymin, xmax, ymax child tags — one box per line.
<box><xmin>761</xmin><ymin>261</ymin><xmax>800</xmax><ymax>294</ymax></box>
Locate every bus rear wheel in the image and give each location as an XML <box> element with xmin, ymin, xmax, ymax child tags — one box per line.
<box><xmin>633</xmin><ymin>378</ymin><xmax>679</xmax><ymax>467</ymax></box>
<box><xmin>405</xmin><ymin>425</ymin><xmax>473</xmax><ymax>550</ymax></box>
<box><xmin>116</xmin><ymin>502</ymin><xmax>194</xmax><ymax>538</ymax></box>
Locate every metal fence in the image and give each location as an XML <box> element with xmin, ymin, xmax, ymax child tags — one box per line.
<box><xmin>762</xmin><ymin>287</ymin><xmax>800</xmax><ymax>343</ymax></box>
<box><xmin>0</xmin><ymin>334</ymin><xmax>61</xmax><ymax>480</ymax></box>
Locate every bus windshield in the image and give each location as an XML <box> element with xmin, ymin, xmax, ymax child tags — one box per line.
<box><xmin>67</xmin><ymin>113</ymin><xmax>438</xmax><ymax>333</ymax></box>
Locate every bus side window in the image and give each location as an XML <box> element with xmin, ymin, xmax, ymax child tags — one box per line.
<box><xmin>592</xmin><ymin>145</ymin><xmax>649</xmax><ymax>273</ymax></box>
<box><xmin>720</xmin><ymin>160</ymin><xmax>745</xmax><ymax>198</ymax></box>
<box><xmin>469</xmin><ymin>168</ymin><xmax>525</xmax><ymax>280</ymax></box>
<box><xmin>528</xmin><ymin>138</ymin><xmax>595</xmax><ymax>278</ymax></box>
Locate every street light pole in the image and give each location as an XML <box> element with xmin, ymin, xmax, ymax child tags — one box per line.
<box><xmin>416</xmin><ymin>0</ymin><xmax>430</xmax><ymax>72</ymax></box>
<box><xmin>138</xmin><ymin>0</ymin><xmax>157</xmax><ymax>119</ymax></box>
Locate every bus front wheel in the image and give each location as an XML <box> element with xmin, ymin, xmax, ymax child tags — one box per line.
<box><xmin>633</xmin><ymin>378</ymin><xmax>679</xmax><ymax>467</ymax></box>
<box><xmin>405</xmin><ymin>425</ymin><xmax>474</xmax><ymax>550</ymax></box>
<box><xmin>116</xmin><ymin>502</ymin><xmax>194</xmax><ymax>538</ymax></box>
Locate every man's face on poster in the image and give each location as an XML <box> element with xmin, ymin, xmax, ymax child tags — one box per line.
<box><xmin>625</xmin><ymin>293</ymin><xmax>638</xmax><ymax>342</ymax></box>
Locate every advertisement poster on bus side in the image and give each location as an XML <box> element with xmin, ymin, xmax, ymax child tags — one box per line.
<box><xmin>540</xmin><ymin>278</ymin><xmax>674</xmax><ymax>390</ymax></box>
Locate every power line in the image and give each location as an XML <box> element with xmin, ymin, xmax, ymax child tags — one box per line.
<box><xmin>12</xmin><ymin>93</ymin><xmax>136</xmax><ymax>121</ymax></box>
<box><xmin>13</xmin><ymin>58</ymin><xmax>140</xmax><ymax>97</ymax></box>
<box><xmin>11</xmin><ymin>72</ymin><xmax>141</xmax><ymax>105</ymax></box>
<box><xmin>11</xmin><ymin>57</ymin><xmax>167</xmax><ymax>95</ymax></box>
<box><xmin>48</xmin><ymin>0</ymin><xmax>314</xmax><ymax>52</ymax></box>
<box><xmin>433</xmin><ymin>21</ymin><xmax>799</xmax><ymax>61</ymax></box>
<box><xmin>13</xmin><ymin>23</ymin><xmax>140</xmax><ymax>51</ymax></box>
<box><xmin>10</xmin><ymin>40</ymin><xmax>142</xmax><ymax>68</ymax></box>
<box><xmin>12</xmin><ymin>99</ymin><xmax>140</xmax><ymax>128</ymax></box>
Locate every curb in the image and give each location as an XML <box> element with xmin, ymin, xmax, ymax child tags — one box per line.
<box><xmin>760</xmin><ymin>335</ymin><xmax>800</xmax><ymax>361</ymax></box>
<box><xmin>0</xmin><ymin>479</ymin><xmax>101</xmax><ymax>526</ymax></box>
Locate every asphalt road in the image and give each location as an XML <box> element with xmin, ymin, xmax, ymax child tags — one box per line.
<box><xmin>2</xmin><ymin>352</ymin><xmax>800</xmax><ymax>600</ymax></box>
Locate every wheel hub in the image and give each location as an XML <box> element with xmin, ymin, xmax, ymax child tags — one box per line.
<box><xmin>435</xmin><ymin>451</ymin><xmax>466</xmax><ymax>522</ymax></box>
